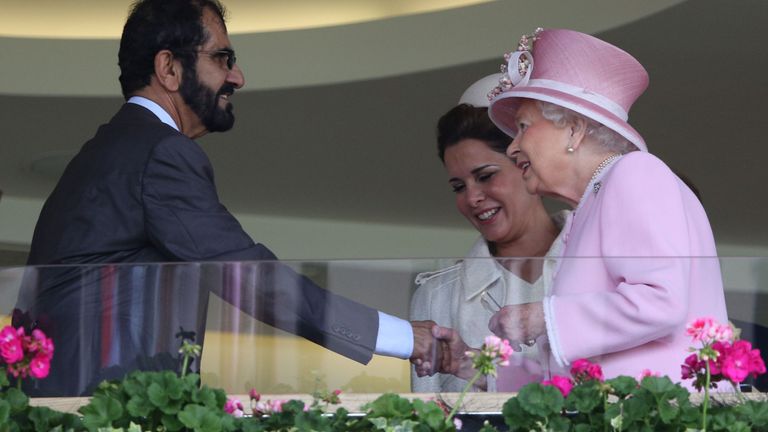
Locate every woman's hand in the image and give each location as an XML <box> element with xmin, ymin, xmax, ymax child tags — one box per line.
<box><xmin>489</xmin><ymin>302</ymin><xmax>546</xmax><ymax>351</ymax></box>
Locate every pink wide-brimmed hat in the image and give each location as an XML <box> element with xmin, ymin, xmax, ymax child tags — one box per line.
<box><xmin>487</xmin><ymin>28</ymin><xmax>649</xmax><ymax>152</ymax></box>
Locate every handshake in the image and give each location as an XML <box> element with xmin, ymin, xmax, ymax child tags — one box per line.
<box><xmin>409</xmin><ymin>320</ymin><xmax>472</xmax><ymax>379</ymax></box>
<box><xmin>408</xmin><ymin>302</ymin><xmax>546</xmax><ymax>380</ymax></box>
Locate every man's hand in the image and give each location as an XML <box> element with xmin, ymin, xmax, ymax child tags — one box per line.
<box><xmin>488</xmin><ymin>302</ymin><xmax>546</xmax><ymax>351</ymax></box>
<box><xmin>410</xmin><ymin>320</ymin><xmax>442</xmax><ymax>377</ymax></box>
<box><xmin>431</xmin><ymin>326</ymin><xmax>478</xmax><ymax>381</ymax></box>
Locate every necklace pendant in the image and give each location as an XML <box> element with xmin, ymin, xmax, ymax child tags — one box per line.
<box><xmin>589</xmin><ymin>154</ymin><xmax>621</xmax><ymax>195</ymax></box>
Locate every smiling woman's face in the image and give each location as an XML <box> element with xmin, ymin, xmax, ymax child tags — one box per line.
<box><xmin>444</xmin><ymin>138</ymin><xmax>540</xmax><ymax>246</ymax></box>
<box><xmin>506</xmin><ymin>99</ymin><xmax>573</xmax><ymax>201</ymax></box>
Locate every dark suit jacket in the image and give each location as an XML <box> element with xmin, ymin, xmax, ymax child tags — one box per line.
<box><xmin>24</xmin><ymin>103</ymin><xmax>378</xmax><ymax>395</ymax></box>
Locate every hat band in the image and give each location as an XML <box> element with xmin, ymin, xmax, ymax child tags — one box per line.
<box><xmin>526</xmin><ymin>79</ymin><xmax>628</xmax><ymax>121</ymax></box>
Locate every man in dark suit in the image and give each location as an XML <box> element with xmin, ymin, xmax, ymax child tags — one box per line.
<box><xmin>23</xmin><ymin>0</ymin><xmax>439</xmax><ymax>395</ymax></box>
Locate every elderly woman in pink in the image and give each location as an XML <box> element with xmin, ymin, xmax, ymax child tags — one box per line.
<box><xmin>482</xmin><ymin>28</ymin><xmax>728</xmax><ymax>383</ymax></box>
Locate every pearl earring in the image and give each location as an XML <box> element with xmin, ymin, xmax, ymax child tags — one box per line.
<box><xmin>566</xmin><ymin>144</ymin><xmax>574</xmax><ymax>153</ymax></box>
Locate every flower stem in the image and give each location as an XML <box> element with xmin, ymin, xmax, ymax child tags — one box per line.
<box><xmin>702</xmin><ymin>361</ymin><xmax>711</xmax><ymax>432</ymax></box>
<box><xmin>446</xmin><ymin>371</ymin><xmax>481</xmax><ymax>427</ymax></box>
<box><xmin>181</xmin><ymin>355</ymin><xmax>190</xmax><ymax>378</ymax></box>
<box><xmin>16</xmin><ymin>378</ymin><xmax>21</xmax><ymax>390</ymax></box>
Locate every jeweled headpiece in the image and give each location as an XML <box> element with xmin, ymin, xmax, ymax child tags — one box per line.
<box><xmin>487</xmin><ymin>27</ymin><xmax>543</xmax><ymax>102</ymax></box>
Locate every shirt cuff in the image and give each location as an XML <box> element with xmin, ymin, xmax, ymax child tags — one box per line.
<box><xmin>374</xmin><ymin>311</ymin><xmax>413</xmax><ymax>359</ymax></box>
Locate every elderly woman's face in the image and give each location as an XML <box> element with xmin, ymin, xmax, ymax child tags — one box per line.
<box><xmin>444</xmin><ymin>138</ymin><xmax>540</xmax><ymax>246</ymax></box>
<box><xmin>506</xmin><ymin>99</ymin><xmax>571</xmax><ymax>199</ymax></box>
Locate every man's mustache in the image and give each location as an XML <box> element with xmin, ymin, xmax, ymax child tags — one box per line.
<box><xmin>217</xmin><ymin>84</ymin><xmax>236</xmax><ymax>98</ymax></box>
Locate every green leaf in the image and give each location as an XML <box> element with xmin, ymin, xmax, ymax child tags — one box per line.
<box><xmin>619</xmin><ymin>393</ymin><xmax>652</xmax><ymax>425</ymax></box>
<box><xmin>79</xmin><ymin>394</ymin><xmax>124</xmax><ymax>428</ymax></box>
<box><xmin>502</xmin><ymin>394</ymin><xmax>545</xmax><ymax>431</ymax></box>
<box><xmin>165</xmin><ymin>376</ymin><xmax>185</xmax><ymax>400</ymax></box>
<box><xmin>516</xmin><ymin>382</ymin><xmax>564</xmax><ymax>418</ymax></box>
<box><xmin>605</xmin><ymin>375</ymin><xmax>637</xmax><ymax>397</ymax></box>
<box><xmin>708</xmin><ymin>410</ymin><xmax>738</xmax><ymax>431</ymax></box>
<box><xmin>161</xmin><ymin>413</ymin><xmax>185</xmax><ymax>431</ymax></box>
<box><xmin>191</xmin><ymin>387</ymin><xmax>219</xmax><ymax>408</ymax></box>
<box><xmin>735</xmin><ymin>400</ymin><xmax>768</xmax><ymax>426</ymax></box>
<box><xmin>121</xmin><ymin>376</ymin><xmax>145</xmax><ymax>397</ymax></box>
<box><xmin>656</xmin><ymin>397</ymin><xmax>679</xmax><ymax>423</ymax></box>
<box><xmin>239</xmin><ymin>420</ymin><xmax>266</xmax><ymax>432</ymax></box>
<box><xmin>0</xmin><ymin>400</ymin><xmax>10</xmax><ymax>424</ymax></box>
<box><xmin>527</xmin><ymin>414</ymin><xmax>568</xmax><ymax>432</ymax></box>
<box><xmin>29</xmin><ymin>405</ymin><xmax>63</xmax><ymax>430</ymax></box>
<box><xmin>725</xmin><ymin>421</ymin><xmax>752</xmax><ymax>432</ymax></box>
<box><xmin>293</xmin><ymin>410</ymin><xmax>332</xmax><ymax>432</ymax></box>
<box><xmin>572</xmin><ymin>423</ymin><xmax>593</xmax><ymax>432</ymax></box>
<box><xmin>412</xmin><ymin>399</ymin><xmax>449</xmax><ymax>430</ymax></box>
<box><xmin>4</xmin><ymin>387</ymin><xmax>29</xmax><ymax>412</ymax></box>
<box><xmin>639</xmin><ymin>375</ymin><xmax>677</xmax><ymax>394</ymax></box>
<box><xmin>125</xmin><ymin>395</ymin><xmax>153</xmax><ymax>418</ymax></box>
<box><xmin>564</xmin><ymin>381</ymin><xmax>602</xmax><ymax>413</ymax></box>
<box><xmin>199</xmin><ymin>411</ymin><xmax>224</xmax><ymax>432</ymax></box>
<box><xmin>178</xmin><ymin>404</ymin><xmax>212</xmax><ymax>429</ymax></box>
<box><xmin>365</xmin><ymin>393</ymin><xmax>415</xmax><ymax>419</ymax></box>
<box><xmin>147</xmin><ymin>382</ymin><xmax>169</xmax><ymax>408</ymax></box>
<box><xmin>368</xmin><ymin>417</ymin><xmax>388</xmax><ymax>429</ymax></box>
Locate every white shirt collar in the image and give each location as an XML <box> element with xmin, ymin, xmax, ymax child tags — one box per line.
<box><xmin>127</xmin><ymin>96</ymin><xmax>179</xmax><ymax>131</ymax></box>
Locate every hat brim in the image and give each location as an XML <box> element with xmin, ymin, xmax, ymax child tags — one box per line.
<box><xmin>489</xmin><ymin>87</ymin><xmax>647</xmax><ymax>152</ymax></box>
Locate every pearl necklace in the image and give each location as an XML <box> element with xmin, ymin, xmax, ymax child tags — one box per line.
<box><xmin>590</xmin><ymin>153</ymin><xmax>621</xmax><ymax>194</ymax></box>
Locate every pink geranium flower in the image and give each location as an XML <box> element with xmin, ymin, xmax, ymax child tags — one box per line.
<box><xmin>482</xmin><ymin>335</ymin><xmax>514</xmax><ymax>366</ymax></box>
<box><xmin>29</xmin><ymin>355</ymin><xmax>51</xmax><ymax>379</ymax></box>
<box><xmin>29</xmin><ymin>329</ymin><xmax>54</xmax><ymax>359</ymax></box>
<box><xmin>683</xmin><ymin>318</ymin><xmax>766</xmax><ymax>392</ymax></box>
<box><xmin>269</xmin><ymin>400</ymin><xmax>284</xmax><ymax>413</ymax></box>
<box><xmin>224</xmin><ymin>397</ymin><xmax>245</xmax><ymax>417</ymax></box>
<box><xmin>7</xmin><ymin>362</ymin><xmax>28</xmax><ymax>378</ymax></box>
<box><xmin>720</xmin><ymin>340</ymin><xmax>765</xmax><ymax>383</ymax></box>
<box><xmin>714</xmin><ymin>324</ymin><xmax>734</xmax><ymax>343</ymax></box>
<box><xmin>686</xmin><ymin>318</ymin><xmax>735</xmax><ymax>345</ymax></box>
<box><xmin>0</xmin><ymin>338</ymin><xmax>23</xmax><ymax>365</ymax></box>
<box><xmin>638</xmin><ymin>369</ymin><xmax>660</xmax><ymax>381</ymax></box>
<box><xmin>570</xmin><ymin>358</ymin><xmax>603</xmax><ymax>382</ymax></box>
<box><xmin>0</xmin><ymin>326</ymin><xmax>25</xmax><ymax>364</ymax></box>
<box><xmin>1</xmin><ymin>325</ymin><xmax>56</xmax><ymax>384</ymax></box>
<box><xmin>253</xmin><ymin>399</ymin><xmax>286</xmax><ymax>415</ymax></box>
<box><xmin>542</xmin><ymin>375</ymin><xmax>574</xmax><ymax>397</ymax></box>
<box><xmin>681</xmin><ymin>353</ymin><xmax>701</xmax><ymax>380</ymax></box>
<box><xmin>686</xmin><ymin>318</ymin><xmax>715</xmax><ymax>343</ymax></box>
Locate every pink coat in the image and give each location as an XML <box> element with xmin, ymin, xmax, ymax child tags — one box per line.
<box><xmin>515</xmin><ymin>152</ymin><xmax>727</xmax><ymax>384</ymax></box>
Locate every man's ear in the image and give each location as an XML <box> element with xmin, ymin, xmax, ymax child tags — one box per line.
<box><xmin>154</xmin><ymin>49</ymin><xmax>182</xmax><ymax>92</ymax></box>
<box><xmin>568</xmin><ymin>117</ymin><xmax>588</xmax><ymax>151</ymax></box>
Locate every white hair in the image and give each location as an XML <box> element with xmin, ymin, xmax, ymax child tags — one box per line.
<box><xmin>536</xmin><ymin>100</ymin><xmax>638</xmax><ymax>154</ymax></box>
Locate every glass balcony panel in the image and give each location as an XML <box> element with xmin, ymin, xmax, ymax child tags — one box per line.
<box><xmin>0</xmin><ymin>256</ymin><xmax>765</xmax><ymax>397</ymax></box>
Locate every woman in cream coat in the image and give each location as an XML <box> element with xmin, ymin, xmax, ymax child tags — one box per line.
<box><xmin>410</xmin><ymin>82</ymin><xmax>565</xmax><ymax>392</ymax></box>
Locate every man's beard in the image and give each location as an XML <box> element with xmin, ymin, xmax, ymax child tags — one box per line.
<box><xmin>180</xmin><ymin>66</ymin><xmax>236</xmax><ymax>132</ymax></box>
